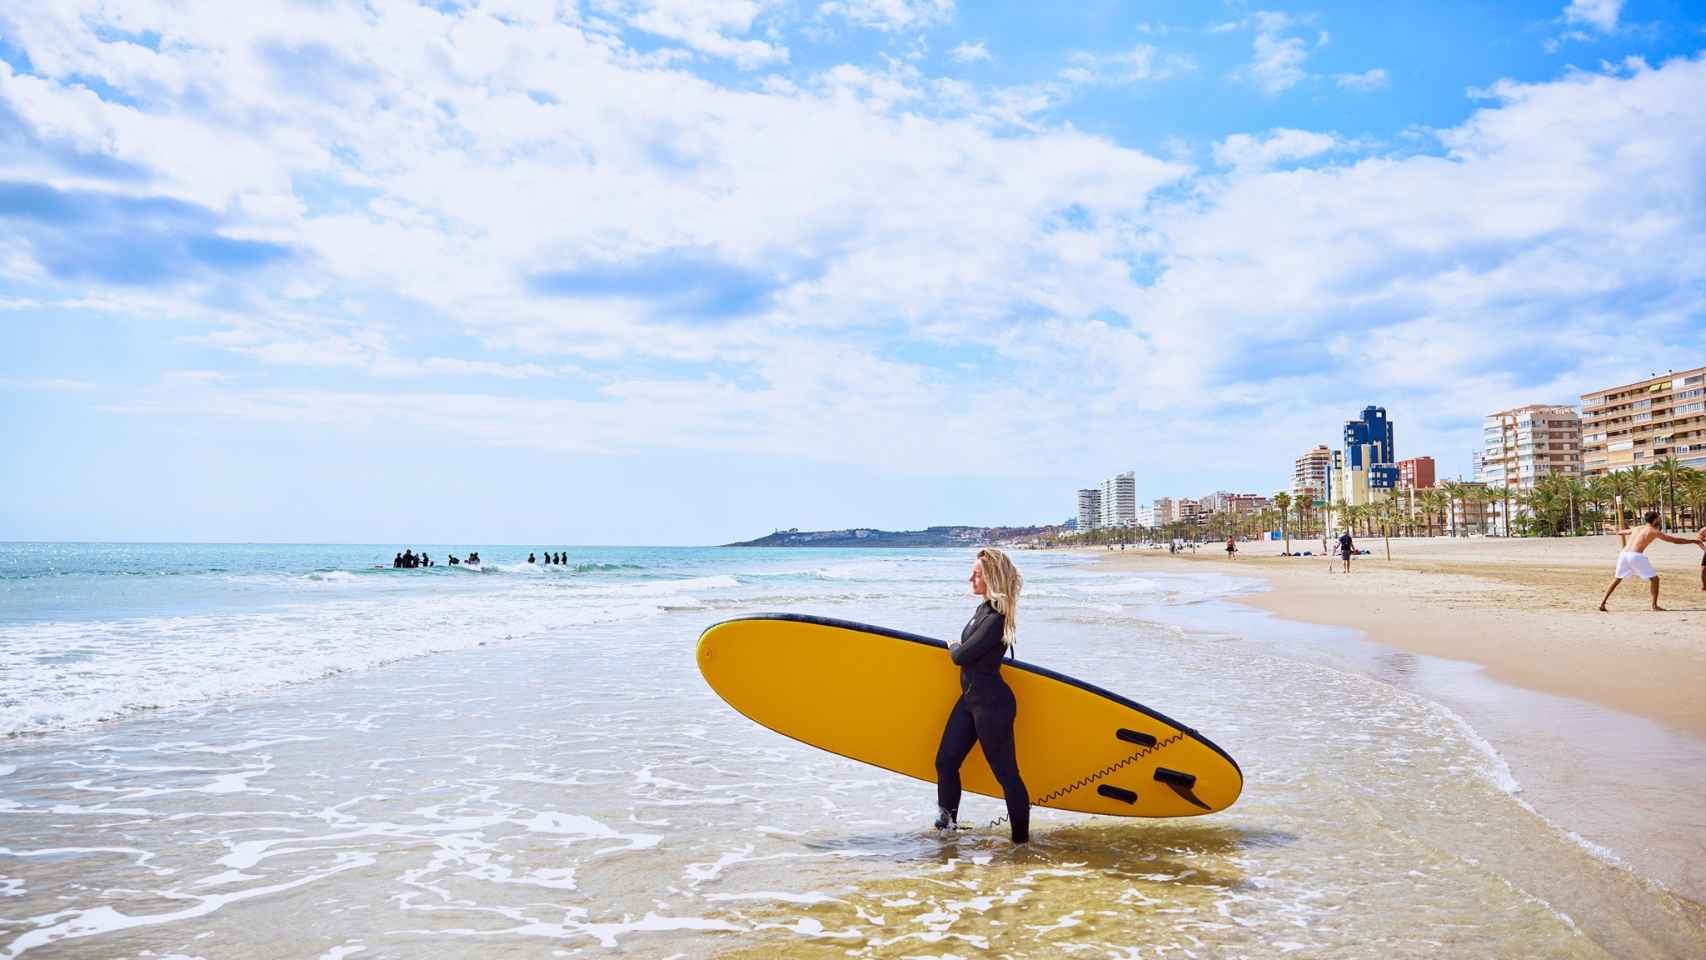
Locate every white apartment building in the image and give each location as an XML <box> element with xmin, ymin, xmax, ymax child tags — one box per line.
<box><xmin>1135</xmin><ymin>505</ymin><xmax>1155</xmax><ymax>528</ymax></box>
<box><xmin>1101</xmin><ymin>471</ymin><xmax>1137</xmax><ymax>527</ymax></box>
<box><xmin>1076</xmin><ymin>488</ymin><xmax>1102</xmax><ymax>532</ymax></box>
<box><xmin>1481</xmin><ymin>404</ymin><xmax>1581</xmax><ymax>533</ymax></box>
<box><xmin>1581</xmin><ymin>366</ymin><xmax>1706</xmax><ymax>475</ymax></box>
<box><xmin>1482</xmin><ymin>404</ymin><xmax>1582</xmax><ymax>489</ymax></box>
<box><xmin>1471</xmin><ymin>449</ymin><xmax>1486</xmax><ymax>482</ymax></box>
<box><xmin>1292</xmin><ymin>444</ymin><xmax>1332</xmax><ymax>498</ymax></box>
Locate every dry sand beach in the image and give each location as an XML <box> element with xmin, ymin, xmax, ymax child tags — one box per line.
<box><xmin>1097</xmin><ymin>533</ymin><xmax>1706</xmax><ymax>740</ymax></box>
<box><xmin>1091</xmin><ymin>533</ymin><xmax>1706</xmax><ymax>908</ymax></box>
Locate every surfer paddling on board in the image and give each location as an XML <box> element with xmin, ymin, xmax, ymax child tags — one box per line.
<box><xmin>1598</xmin><ymin>511</ymin><xmax>1704</xmax><ymax>611</ymax></box>
<box><xmin>934</xmin><ymin>547</ymin><xmax>1030</xmax><ymax>843</ymax></box>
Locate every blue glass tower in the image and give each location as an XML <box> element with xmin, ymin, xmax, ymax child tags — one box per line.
<box><xmin>1343</xmin><ymin>405</ymin><xmax>1397</xmax><ymax>490</ymax></box>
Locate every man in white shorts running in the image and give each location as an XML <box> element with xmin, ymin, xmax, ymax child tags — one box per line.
<box><xmin>1598</xmin><ymin>511</ymin><xmax>1705</xmax><ymax>611</ymax></box>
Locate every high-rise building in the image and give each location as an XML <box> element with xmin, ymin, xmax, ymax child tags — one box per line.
<box><xmin>1136</xmin><ymin>505</ymin><xmax>1155</xmax><ymax>528</ymax></box>
<box><xmin>1481</xmin><ymin>404</ymin><xmax>1581</xmax><ymax>534</ymax></box>
<box><xmin>1580</xmin><ymin>367</ymin><xmax>1706</xmax><ymax>476</ymax></box>
<box><xmin>1397</xmin><ymin>456</ymin><xmax>1436</xmax><ymax>490</ymax></box>
<box><xmin>1471</xmin><ymin>449</ymin><xmax>1486</xmax><ymax>482</ymax></box>
<box><xmin>1100</xmin><ymin>471</ymin><xmax>1137</xmax><ymax>527</ymax></box>
<box><xmin>1076</xmin><ymin>489</ymin><xmax>1102</xmax><ymax>531</ymax></box>
<box><xmin>1152</xmin><ymin>497</ymin><xmax>1176</xmax><ymax>526</ymax></box>
<box><xmin>1178</xmin><ymin>498</ymin><xmax>1203</xmax><ymax>523</ymax></box>
<box><xmin>1482</xmin><ymin>404</ymin><xmax>1582</xmax><ymax>487</ymax></box>
<box><xmin>1293</xmin><ymin>444</ymin><xmax>1332</xmax><ymax>499</ymax></box>
<box><xmin>1335</xmin><ymin>405</ymin><xmax>1397</xmax><ymax>505</ymax></box>
<box><xmin>1203</xmin><ymin>491</ymin><xmax>1270</xmax><ymax>515</ymax></box>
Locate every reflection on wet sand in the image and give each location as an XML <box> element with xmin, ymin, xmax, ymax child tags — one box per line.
<box><xmin>713</xmin><ymin>824</ymin><xmax>1288</xmax><ymax>957</ymax></box>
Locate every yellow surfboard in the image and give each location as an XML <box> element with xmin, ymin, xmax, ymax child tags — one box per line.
<box><xmin>696</xmin><ymin>614</ymin><xmax>1242</xmax><ymax>818</ymax></box>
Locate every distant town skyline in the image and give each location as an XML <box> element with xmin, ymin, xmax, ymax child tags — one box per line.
<box><xmin>3</xmin><ymin>3</ymin><xmax>1706</xmax><ymax>544</ymax></box>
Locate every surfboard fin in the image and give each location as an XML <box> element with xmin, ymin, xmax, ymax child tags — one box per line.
<box><xmin>1153</xmin><ymin>767</ymin><xmax>1211</xmax><ymax>810</ymax></box>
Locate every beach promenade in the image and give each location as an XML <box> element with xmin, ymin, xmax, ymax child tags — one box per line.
<box><xmin>1094</xmin><ymin>534</ymin><xmax>1706</xmax><ymax>740</ymax></box>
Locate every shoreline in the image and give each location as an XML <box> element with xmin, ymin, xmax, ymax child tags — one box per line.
<box><xmin>1083</xmin><ymin>534</ymin><xmax>1706</xmax><ymax>741</ymax></box>
<box><xmin>1083</xmin><ymin>534</ymin><xmax>1706</xmax><ymax>906</ymax></box>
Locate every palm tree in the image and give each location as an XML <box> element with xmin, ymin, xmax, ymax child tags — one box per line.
<box><xmin>1375</xmin><ymin>499</ymin><xmax>1396</xmax><ymax>559</ymax></box>
<box><xmin>1626</xmin><ymin>465</ymin><xmax>1653</xmax><ymax>512</ymax></box>
<box><xmin>1584</xmin><ymin>476</ymin><xmax>1614</xmax><ymax>535</ymax></box>
<box><xmin>1417</xmin><ymin>489</ymin><xmax>1444</xmax><ymax>537</ymax></box>
<box><xmin>1470</xmin><ymin>486</ymin><xmax>1495</xmax><ymax>536</ymax></box>
<box><xmin>1564</xmin><ymin>478</ymin><xmax>1589</xmax><ymax>535</ymax></box>
<box><xmin>1681</xmin><ymin>471</ymin><xmax>1706</xmax><ymax>531</ymax></box>
<box><xmin>1439</xmin><ymin>481</ymin><xmax>1464</xmax><ymax>537</ymax></box>
<box><xmin>1639</xmin><ymin>471</ymin><xmax>1667</xmax><ymax>523</ymax></box>
<box><xmin>1606</xmin><ymin>468</ymin><xmax>1639</xmax><ymax>537</ymax></box>
<box><xmin>1273</xmin><ymin>492</ymin><xmax>1292</xmax><ymax>554</ymax></box>
<box><xmin>1655</xmin><ymin>457</ymin><xmax>1693</xmax><ymax>528</ymax></box>
<box><xmin>1292</xmin><ymin>494</ymin><xmax>1313</xmax><ymax>540</ymax></box>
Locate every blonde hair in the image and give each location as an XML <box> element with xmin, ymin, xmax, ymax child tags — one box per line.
<box><xmin>976</xmin><ymin>547</ymin><xmax>1022</xmax><ymax>646</ymax></box>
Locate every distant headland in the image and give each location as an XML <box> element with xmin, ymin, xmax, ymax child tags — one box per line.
<box><xmin>724</xmin><ymin>525</ymin><xmax>1059</xmax><ymax>548</ymax></box>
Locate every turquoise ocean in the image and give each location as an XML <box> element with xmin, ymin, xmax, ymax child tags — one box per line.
<box><xmin>1</xmin><ymin>543</ymin><xmax>1702</xmax><ymax>957</ymax></box>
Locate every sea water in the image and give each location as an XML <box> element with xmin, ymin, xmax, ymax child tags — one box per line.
<box><xmin>1</xmin><ymin>544</ymin><xmax>1702</xmax><ymax>958</ymax></box>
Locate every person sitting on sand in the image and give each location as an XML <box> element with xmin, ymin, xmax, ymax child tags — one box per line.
<box><xmin>1598</xmin><ymin>512</ymin><xmax>1705</xmax><ymax>612</ymax></box>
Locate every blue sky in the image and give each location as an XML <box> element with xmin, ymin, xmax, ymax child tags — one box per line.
<box><xmin>3</xmin><ymin>0</ymin><xmax>1705</xmax><ymax>544</ymax></box>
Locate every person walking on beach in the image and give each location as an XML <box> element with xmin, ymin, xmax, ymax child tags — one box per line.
<box><xmin>933</xmin><ymin>547</ymin><xmax>1029</xmax><ymax>844</ymax></box>
<box><xmin>1337</xmin><ymin>531</ymin><xmax>1354</xmax><ymax>573</ymax></box>
<box><xmin>1225</xmin><ymin>536</ymin><xmax>1237</xmax><ymax>559</ymax></box>
<box><xmin>1599</xmin><ymin>512</ymin><xmax>1705</xmax><ymax>611</ymax></box>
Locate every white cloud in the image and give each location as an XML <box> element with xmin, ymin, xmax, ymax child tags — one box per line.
<box><xmin>4</xmin><ymin>3</ymin><xmax>1706</xmax><ymax>492</ymax></box>
<box><xmin>1564</xmin><ymin>0</ymin><xmax>1622</xmax><ymax>32</ymax></box>
<box><xmin>1335</xmin><ymin>68</ymin><xmax>1389</xmax><ymax>92</ymax></box>
<box><xmin>948</xmin><ymin>40</ymin><xmax>990</xmax><ymax>63</ymax></box>
<box><xmin>1243</xmin><ymin>12</ymin><xmax>1314</xmax><ymax>95</ymax></box>
<box><xmin>1059</xmin><ymin>46</ymin><xmax>1193</xmax><ymax>88</ymax></box>
<box><xmin>1212</xmin><ymin>128</ymin><xmax>1341</xmax><ymax>169</ymax></box>
<box><xmin>818</xmin><ymin>0</ymin><xmax>955</xmax><ymax>33</ymax></box>
<box><xmin>600</xmin><ymin>0</ymin><xmax>788</xmax><ymax>68</ymax></box>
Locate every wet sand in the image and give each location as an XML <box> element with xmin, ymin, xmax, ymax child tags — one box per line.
<box><xmin>1088</xmin><ymin>534</ymin><xmax>1706</xmax><ymax>907</ymax></box>
<box><xmin>1090</xmin><ymin>534</ymin><xmax>1706</xmax><ymax>740</ymax></box>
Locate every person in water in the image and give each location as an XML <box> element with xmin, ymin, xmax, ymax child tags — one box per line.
<box><xmin>468</xmin><ymin>551</ymin><xmax>480</xmax><ymax>565</ymax></box>
<box><xmin>393</xmin><ymin>552</ymin><xmax>403</xmax><ymax>568</ymax></box>
<box><xmin>527</xmin><ymin>553</ymin><xmax>536</xmax><ymax>564</ymax></box>
<box><xmin>933</xmin><ymin>547</ymin><xmax>1029</xmax><ymax>843</ymax></box>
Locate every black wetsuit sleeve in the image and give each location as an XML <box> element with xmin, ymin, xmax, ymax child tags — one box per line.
<box><xmin>950</xmin><ymin>611</ymin><xmax>1005</xmax><ymax>665</ymax></box>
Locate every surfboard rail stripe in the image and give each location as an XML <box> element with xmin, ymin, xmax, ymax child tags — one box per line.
<box><xmin>698</xmin><ymin>612</ymin><xmax>1243</xmax><ymax>780</ymax></box>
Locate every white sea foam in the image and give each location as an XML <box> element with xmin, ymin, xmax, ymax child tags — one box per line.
<box><xmin>0</xmin><ymin>572</ymin><xmax>748</xmax><ymax>737</ymax></box>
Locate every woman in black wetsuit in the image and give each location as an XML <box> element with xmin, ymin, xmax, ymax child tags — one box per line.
<box><xmin>933</xmin><ymin>547</ymin><xmax>1029</xmax><ymax>843</ymax></box>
